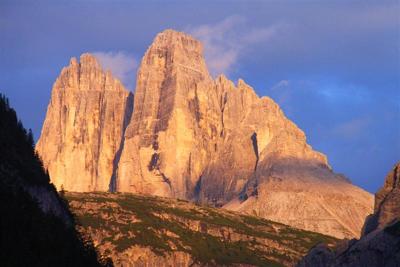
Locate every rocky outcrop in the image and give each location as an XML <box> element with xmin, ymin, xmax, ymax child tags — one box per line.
<box><xmin>363</xmin><ymin>162</ymin><xmax>400</xmax><ymax>235</ymax></box>
<box><xmin>37</xmin><ymin>30</ymin><xmax>373</xmax><ymax>239</ymax></box>
<box><xmin>36</xmin><ymin>54</ymin><xmax>133</xmax><ymax>192</ymax></box>
<box><xmin>297</xmin><ymin>162</ymin><xmax>400</xmax><ymax>267</ymax></box>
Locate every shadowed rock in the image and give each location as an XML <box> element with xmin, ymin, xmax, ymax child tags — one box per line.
<box><xmin>297</xmin><ymin>162</ymin><xmax>400</xmax><ymax>267</ymax></box>
<box><xmin>363</xmin><ymin>162</ymin><xmax>400</xmax><ymax>235</ymax></box>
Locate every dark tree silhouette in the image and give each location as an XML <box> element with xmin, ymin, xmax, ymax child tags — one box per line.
<box><xmin>0</xmin><ymin>94</ymin><xmax>112</xmax><ymax>267</ymax></box>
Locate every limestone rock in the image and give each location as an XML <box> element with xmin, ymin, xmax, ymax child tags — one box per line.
<box><xmin>115</xmin><ymin>30</ymin><xmax>372</xmax><ymax>239</ymax></box>
<box><xmin>36</xmin><ymin>54</ymin><xmax>133</xmax><ymax>192</ymax></box>
<box><xmin>116</xmin><ymin>30</ymin><xmax>217</xmax><ymax>198</ymax></box>
<box><xmin>37</xmin><ymin>30</ymin><xmax>373</xmax><ymax>239</ymax></box>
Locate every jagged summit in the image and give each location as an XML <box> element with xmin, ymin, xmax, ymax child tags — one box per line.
<box><xmin>152</xmin><ymin>29</ymin><xmax>203</xmax><ymax>48</ymax></box>
<box><xmin>55</xmin><ymin>53</ymin><xmax>126</xmax><ymax>92</ymax></box>
<box><xmin>65</xmin><ymin>53</ymin><xmax>102</xmax><ymax>76</ymax></box>
<box><xmin>36</xmin><ymin>53</ymin><xmax>133</xmax><ymax>192</ymax></box>
<box><xmin>78</xmin><ymin>53</ymin><xmax>101</xmax><ymax>68</ymax></box>
<box><xmin>37</xmin><ymin>30</ymin><xmax>373</xmax><ymax>239</ymax></box>
<box><xmin>138</xmin><ymin>29</ymin><xmax>210</xmax><ymax>81</ymax></box>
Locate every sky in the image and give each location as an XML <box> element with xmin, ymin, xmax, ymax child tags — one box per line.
<box><xmin>1</xmin><ymin>0</ymin><xmax>399</xmax><ymax>193</ymax></box>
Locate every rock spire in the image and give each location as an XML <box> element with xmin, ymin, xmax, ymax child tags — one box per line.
<box><xmin>36</xmin><ymin>53</ymin><xmax>133</xmax><ymax>192</ymax></box>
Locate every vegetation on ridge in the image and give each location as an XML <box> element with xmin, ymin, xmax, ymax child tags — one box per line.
<box><xmin>67</xmin><ymin>192</ymin><xmax>338</xmax><ymax>267</ymax></box>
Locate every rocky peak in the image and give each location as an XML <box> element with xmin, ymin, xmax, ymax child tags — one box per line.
<box><xmin>152</xmin><ymin>29</ymin><xmax>203</xmax><ymax>53</ymax></box>
<box><xmin>54</xmin><ymin>53</ymin><xmax>125</xmax><ymax>93</ymax></box>
<box><xmin>69</xmin><ymin>56</ymin><xmax>79</xmax><ymax>66</ymax></box>
<box><xmin>117</xmin><ymin>30</ymin><xmax>215</xmax><ymax>197</ymax></box>
<box><xmin>36</xmin><ymin>53</ymin><xmax>132</xmax><ymax>192</ymax></box>
<box><xmin>126</xmin><ymin>30</ymin><xmax>211</xmax><ymax>139</ymax></box>
<box><xmin>140</xmin><ymin>29</ymin><xmax>210</xmax><ymax>79</ymax></box>
<box><xmin>79</xmin><ymin>53</ymin><xmax>101</xmax><ymax>68</ymax></box>
<box><xmin>237</xmin><ymin>78</ymin><xmax>253</xmax><ymax>91</ymax></box>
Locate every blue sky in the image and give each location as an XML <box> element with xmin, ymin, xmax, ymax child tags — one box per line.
<box><xmin>1</xmin><ymin>0</ymin><xmax>399</xmax><ymax>193</ymax></box>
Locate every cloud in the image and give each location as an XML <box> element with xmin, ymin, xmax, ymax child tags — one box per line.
<box><xmin>333</xmin><ymin>118</ymin><xmax>371</xmax><ymax>139</ymax></box>
<box><xmin>269</xmin><ymin>80</ymin><xmax>292</xmax><ymax>106</ymax></box>
<box><xmin>188</xmin><ymin>16</ymin><xmax>283</xmax><ymax>77</ymax></box>
<box><xmin>270</xmin><ymin>80</ymin><xmax>290</xmax><ymax>91</ymax></box>
<box><xmin>92</xmin><ymin>51</ymin><xmax>137</xmax><ymax>90</ymax></box>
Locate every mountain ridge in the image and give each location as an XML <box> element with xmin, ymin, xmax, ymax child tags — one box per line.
<box><xmin>36</xmin><ymin>29</ymin><xmax>373</xmax><ymax>239</ymax></box>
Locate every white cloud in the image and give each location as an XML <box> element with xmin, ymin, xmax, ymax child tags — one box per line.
<box><xmin>188</xmin><ymin>16</ymin><xmax>283</xmax><ymax>77</ymax></box>
<box><xmin>92</xmin><ymin>51</ymin><xmax>137</xmax><ymax>90</ymax></box>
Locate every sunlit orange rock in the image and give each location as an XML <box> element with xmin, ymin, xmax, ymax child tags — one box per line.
<box><xmin>36</xmin><ymin>54</ymin><xmax>133</xmax><ymax>192</ymax></box>
<box><xmin>37</xmin><ymin>30</ymin><xmax>373</xmax><ymax>239</ymax></box>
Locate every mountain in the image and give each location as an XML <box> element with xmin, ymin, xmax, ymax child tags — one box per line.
<box><xmin>37</xmin><ymin>29</ymin><xmax>373</xmax><ymax>239</ymax></box>
<box><xmin>66</xmin><ymin>191</ymin><xmax>338</xmax><ymax>267</ymax></box>
<box><xmin>36</xmin><ymin>54</ymin><xmax>133</xmax><ymax>192</ymax></box>
<box><xmin>0</xmin><ymin>95</ymin><xmax>107</xmax><ymax>266</ymax></box>
<box><xmin>297</xmin><ymin>162</ymin><xmax>400</xmax><ymax>267</ymax></box>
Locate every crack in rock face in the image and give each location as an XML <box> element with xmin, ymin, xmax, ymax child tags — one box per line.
<box><xmin>251</xmin><ymin>132</ymin><xmax>259</xmax><ymax>171</ymax></box>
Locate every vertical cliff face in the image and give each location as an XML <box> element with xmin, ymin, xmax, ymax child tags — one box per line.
<box><xmin>116</xmin><ymin>30</ymin><xmax>219</xmax><ymax>198</ymax></box>
<box><xmin>36</xmin><ymin>54</ymin><xmax>133</xmax><ymax>192</ymax></box>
